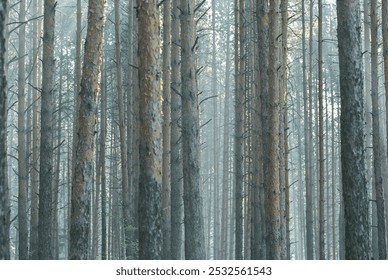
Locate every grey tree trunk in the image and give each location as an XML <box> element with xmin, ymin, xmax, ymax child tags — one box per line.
<box><xmin>336</xmin><ymin>0</ymin><xmax>370</xmax><ymax>260</ymax></box>
<box><xmin>318</xmin><ymin>0</ymin><xmax>325</xmax><ymax>260</ymax></box>
<box><xmin>162</xmin><ymin>0</ymin><xmax>172</xmax><ymax>260</ymax></box>
<box><xmin>70</xmin><ymin>0</ymin><xmax>106</xmax><ymax>260</ymax></box>
<box><xmin>17</xmin><ymin>0</ymin><xmax>28</xmax><ymax>260</ymax></box>
<box><xmin>137</xmin><ymin>0</ymin><xmax>163</xmax><ymax>260</ymax></box>
<box><xmin>266</xmin><ymin>0</ymin><xmax>281</xmax><ymax>260</ymax></box>
<box><xmin>234</xmin><ymin>0</ymin><xmax>244</xmax><ymax>260</ymax></box>
<box><xmin>170</xmin><ymin>0</ymin><xmax>184</xmax><ymax>260</ymax></box>
<box><xmin>370</xmin><ymin>0</ymin><xmax>387</xmax><ymax>260</ymax></box>
<box><xmin>0</xmin><ymin>0</ymin><xmax>10</xmax><ymax>260</ymax></box>
<box><xmin>181</xmin><ymin>0</ymin><xmax>206</xmax><ymax>260</ymax></box>
<box><xmin>29</xmin><ymin>0</ymin><xmax>41</xmax><ymax>260</ymax></box>
<box><xmin>38</xmin><ymin>0</ymin><xmax>56</xmax><ymax>260</ymax></box>
<box><xmin>100</xmin><ymin>67</ymin><xmax>107</xmax><ymax>260</ymax></box>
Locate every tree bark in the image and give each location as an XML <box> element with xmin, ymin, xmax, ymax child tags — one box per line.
<box><xmin>137</xmin><ymin>0</ymin><xmax>163</xmax><ymax>260</ymax></box>
<box><xmin>337</xmin><ymin>0</ymin><xmax>370</xmax><ymax>260</ymax></box>
<box><xmin>266</xmin><ymin>0</ymin><xmax>281</xmax><ymax>260</ymax></box>
<box><xmin>170</xmin><ymin>0</ymin><xmax>184</xmax><ymax>260</ymax></box>
<box><xmin>0</xmin><ymin>0</ymin><xmax>10</xmax><ymax>260</ymax></box>
<box><xmin>38</xmin><ymin>0</ymin><xmax>56</xmax><ymax>260</ymax></box>
<box><xmin>181</xmin><ymin>0</ymin><xmax>206</xmax><ymax>260</ymax></box>
<box><xmin>70</xmin><ymin>0</ymin><xmax>106</xmax><ymax>260</ymax></box>
<box><xmin>370</xmin><ymin>0</ymin><xmax>387</xmax><ymax>260</ymax></box>
<box><xmin>162</xmin><ymin>0</ymin><xmax>172</xmax><ymax>260</ymax></box>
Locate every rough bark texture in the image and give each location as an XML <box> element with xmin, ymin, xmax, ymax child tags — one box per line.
<box><xmin>29</xmin><ymin>0</ymin><xmax>40</xmax><ymax>260</ymax></box>
<box><xmin>38</xmin><ymin>0</ymin><xmax>55</xmax><ymax>260</ymax></box>
<box><xmin>170</xmin><ymin>0</ymin><xmax>184</xmax><ymax>260</ymax></box>
<box><xmin>137</xmin><ymin>0</ymin><xmax>163</xmax><ymax>260</ymax></box>
<box><xmin>255</xmin><ymin>0</ymin><xmax>268</xmax><ymax>260</ymax></box>
<box><xmin>370</xmin><ymin>0</ymin><xmax>387</xmax><ymax>260</ymax></box>
<box><xmin>181</xmin><ymin>0</ymin><xmax>206</xmax><ymax>260</ymax></box>
<box><xmin>337</xmin><ymin>0</ymin><xmax>370</xmax><ymax>260</ymax></box>
<box><xmin>318</xmin><ymin>0</ymin><xmax>325</xmax><ymax>260</ymax></box>
<box><xmin>0</xmin><ymin>0</ymin><xmax>10</xmax><ymax>260</ymax></box>
<box><xmin>266</xmin><ymin>0</ymin><xmax>281</xmax><ymax>260</ymax></box>
<box><xmin>70</xmin><ymin>0</ymin><xmax>106</xmax><ymax>260</ymax></box>
<box><xmin>100</xmin><ymin>68</ymin><xmax>107</xmax><ymax>260</ymax></box>
<box><xmin>17</xmin><ymin>0</ymin><xmax>28</xmax><ymax>260</ymax></box>
<box><xmin>234</xmin><ymin>0</ymin><xmax>244</xmax><ymax>260</ymax></box>
<box><xmin>162</xmin><ymin>0</ymin><xmax>172</xmax><ymax>260</ymax></box>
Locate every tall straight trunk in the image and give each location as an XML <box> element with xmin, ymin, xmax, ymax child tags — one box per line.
<box><xmin>162</xmin><ymin>0</ymin><xmax>172</xmax><ymax>260</ymax></box>
<box><xmin>331</xmin><ymin>79</ymin><xmax>336</xmax><ymax>259</ymax></box>
<box><xmin>100</xmin><ymin>67</ymin><xmax>107</xmax><ymax>260</ymax></box>
<box><xmin>137</xmin><ymin>0</ymin><xmax>163</xmax><ymax>260</ymax></box>
<box><xmin>113</xmin><ymin>0</ymin><xmax>130</xmax><ymax>259</ymax></box>
<box><xmin>181</xmin><ymin>0</ymin><xmax>206</xmax><ymax>260</ymax></box>
<box><xmin>234</xmin><ymin>0</ymin><xmax>244</xmax><ymax>260</ymax></box>
<box><xmin>212</xmin><ymin>0</ymin><xmax>220</xmax><ymax>260</ymax></box>
<box><xmin>38</xmin><ymin>0</ymin><xmax>56</xmax><ymax>260</ymax></box>
<box><xmin>221</xmin><ymin>1</ymin><xmax>231</xmax><ymax>259</ymax></box>
<box><xmin>170</xmin><ymin>0</ymin><xmax>183</xmax><ymax>260</ymax></box>
<box><xmin>29</xmin><ymin>0</ymin><xmax>40</xmax><ymax>260</ymax></box>
<box><xmin>17</xmin><ymin>0</ymin><xmax>28</xmax><ymax>260</ymax></box>
<box><xmin>318</xmin><ymin>0</ymin><xmax>325</xmax><ymax>260</ymax></box>
<box><xmin>337</xmin><ymin>0</ymin><xmax>370</xmax><ymax>260</ymax></box>
<box><xmin>70</xmin><ymin>0</ymin><xmax>106</xmax><ymax>260</ymax></box>
<box><xmin>255</xmin><ymin>0</ymin><xmax>268</xmax><ymax>260</ymax></box>
<box><xmin>0</xmin><ymin>0</ymin><xmax>10</xmax><ymax>260</ymax></box>
<box><xmin>266</xmin><ymin>0</ymin><xmax>281</xmax><ymax>260</ymax></box>
<box><xmin>370</xmin><ymin>0</ymin><xmax>387</xmax><ymax>260</ymax></box>
<box><xmin>306</xmin><ymin>0</ymin><xmax>314</xmax><ymax>260</ymax></box>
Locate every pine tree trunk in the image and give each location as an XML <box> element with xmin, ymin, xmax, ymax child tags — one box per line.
<box><xmin>38</xmin><ymin>0</ymin><xmax>56</xmax><ymax>260</ymax></box>
<box><xmin>318</xmin><ymin>0</ymin><xmax>325</xmax><ymax>260</ymax></box>
<box><xmin>17</xmin><ymin>0</ymin><xmax>28</xmax><ymax>260</ymax></box>
<box><xmin>266</xmin><ymin>0</ymin><xmax>281</xmax><ymax>260</ymax></box>
<box><xmin>370</xmin><ymin>0</ymin><xmax>387</xmax><ymax>260</ymax></box>
<box><xmin>170</xmin><ymin>0</ymin><xmax>184</xmax><ymax>260</ymax></box>
<box><xmin>162</xmin><ymin>0</ymin><xmax>172</xmax><ymax>260</ymax></box>
<box><xmin>100</xmin><ymin>67</ymin><xmax>107</xmax><ymax>260</ymax></box>
<box><xmin>70</xmin><ymin>0</ymin><xmax>106</xmax><ymax>260</ymax></box>
<box><xmin>137</xmin><ymin>0</ymin><xmax>163</xmax><ymax>260</ymax></box>
<box><xmin>337</xmin><ymin>0</ymin><xmax>370</xmax><ymax>260</ymax></box>
<box><xmin>0</xmin><ymin>0</ymin><xmax>10</xmax><ymax>260</ymax></box>
<box><xmin>181</xmin><ymin>0</ymin><xmax>206</xmax><ymax>260</ymax></box>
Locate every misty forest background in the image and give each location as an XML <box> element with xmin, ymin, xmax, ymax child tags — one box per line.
<box><xmin>0</xmin><ymin>0</ymin><xmax>388</xmax><ymax>260</ymax></box>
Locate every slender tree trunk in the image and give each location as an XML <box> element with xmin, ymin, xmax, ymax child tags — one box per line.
<box><xmin>0</xmin><ymin>0</ymin><xmax>10</xmax><ymax>260</ymax></box>
<box><xmin>234</xmin><ymin>0</ymin><xmax>244</xmax><ymax>260</ymax></box>
<box><xmin>70</xmin><ymin>0</ymin><xmax>106</xmax><ymax>260</ymax></box>
<box><xmin>383</xmin><ymin>0</ymin><xmax>388</xmax><ymax>251</ymax></box>
<box><xmin>337</xmin><ymin>0</ymin><xmax>370</xmax><ymax>260</ymax></box>
<box><xmin>137</xmin><ymin>0</ymin><xmax>163</xmax><ymax>260</ymax></box>
<box><xmin>162</xmin><ymin>0</ymin><xmax>172</xmax><ymax>260</ymax></box>
<box><xmin>306</xmin><ymin>0</ymin><xmax>314</xmax><ymax>260</ymax></box>
<box><xmin>17</xmin><ymin>0</ymin><xmax>28</xmax><ymax>260</ymax></box>
<box><xmin>170</xmin><ymin>0</ymin><xmax>184</xmax><ymax>260</ymax></box>
<box><xmin>318</xmin><ymin>0</ymin><xmax>325</xmax><ymax>260</ymax></box>
<box><xmin>29</xmin><ymin>0</ymin><xmax>40</xmax><ymax>260</ymax></box>
<box><xmin>370</xmin><ymin>0</ymin><xmax>387</xmax><ymax>260</ymax></box>
<box><xmin>266</xmin><ymin>0</ymin><xmax>281</xmax><ymax>260</ymax></box>
<box><xmin>100</xmin><ymin>67</ymin><xmax>107</xmax><ymax>260</ymax></box>
<box><xmin>38</xmin><ymin>0</ymin><xmax>56</xmax><ymax>260</ymax></box>
<box><xmin>181</xmin><ymin>0</ymin><xmax>206</xmax><ymax>260</ymax></box>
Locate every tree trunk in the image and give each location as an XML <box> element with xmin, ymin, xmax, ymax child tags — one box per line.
<box><xmin>38</xmin><ymin>0</ymin><xmax>56</xmax><ymax>260</ymax></box>
<box><xmin>318</xmin><ymin>0</ymin><xmax>325</xmax><ymax>260</ymax></box>
<box><xmin>137</xmin><ymin>0</ymin><xmax>163</xmax><ymax>260</ymax></box>
<box><xmin>170</xmin><ymin>0</ymin><xmax>184</xmax><ymax>260</ymax></box>
<box><xmin>162</xmin><ymin>0</ymin><xmax>172</xmax><ymax>260</ymax></box>
<box><xmin>0</xmin><ymin>0</ymin><xmax>10</xmax><ymax>260</ymax></box>
<box><xmin>181</xmin><ymin>0</ymin><xmax>206</xmax><ymax>260</ymax></box>
<box><xmin>17</xmin><ymin>0</ymin><xmax>28</xmax><ymax>260</ymax></box>
<box><xmin>70</xmin><ymin>0</ymin><xmax>106</xmax><ymax>260</ymax></box>
<box><xmin>337</xmin><ymin>0</ymin><xmax>370</xmax><ymax>260</ymax></box>
<box><xmin>383</xmin><ymin>0</ymin><xmax>388</xmax><ymax>256</ymax></box>
<box><xmin>370</xmin><ymin>0</ymin><xmax>387</xmax><ymax>260</ymax></box>
<box><xmin>100</xmin><ymin>67</ymin><xmax>107</xmax><ymax>260</ymax></box>
<box><xmin>266</xmin><ymin>0</ymin><xmax>281</xmax><ymax>260</ymax></box>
